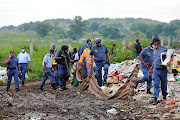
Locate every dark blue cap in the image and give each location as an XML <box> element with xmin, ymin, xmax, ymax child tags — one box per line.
<box><xmin>86</xmin><ymin>39</ymin><xmax>91</xmax><ymax>43</ymax></box>
<box><xmin>21</xmin><ymin>46</ymin><xmax>25</xmax><ymax>49</ymax></box>
<box><xmin>51</xmin><ymin>45</ymin><xmax>56</xmax><ymax>50</ymax></box>
<box><xmin>136</xmin><ymin>39</ymin><xmax>139</xmax><ymax>41</ymax></box>
<box><xmin>50</xmin><ymin>49</ymin><xmax>54</xmax><ymax>53</ymax></box>
<box><xmin>95</xmin><ymin>38</ymin><xmax>101</xmax><ymax>43</ymax></box>
<box><xmin>10</xmin><ymin>50</ymin><xmax>14</xmax><ymax>53</ymax></box>
<box><xmin>152</xmin><ymin>37</ymin><xmax>160</xmax><ymax>43</ymax></box>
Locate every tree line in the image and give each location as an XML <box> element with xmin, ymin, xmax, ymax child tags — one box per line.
<box><xmin>1</xmin><ymin>16</ymin><xmax>180</xmax><ymax>40</ymax></box>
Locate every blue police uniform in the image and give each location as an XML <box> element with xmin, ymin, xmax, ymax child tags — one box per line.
<box><xmin>90</xmin><ymin>44</ymin><xmax>108</xmax><ymax>86</ymax></box>
<box><xmin>5</xmin><ymin>56</ymin><xmax>19</xmax><ymax>89</ymax></box>
<box><xmin>152</xmin><ymin>46</ymin><xmax>168</xmax><ymax>98</ymax></box>
<box><xmin>55</xmin><ymin>50</ymin><xmax>70</xmax><ymax>87</ymax></box>
<box><xmin>103</xmin><ymin>63</ymin><xmax>109</xmax><ymax>80</ymax></box>
<box><xmin>41</xmin><ymin>54</ymin><xmax>56</xmax><ymax>86</ymax></box>
<box><xmin>18</xmin><ymin>52</ymin><xmax>31</xmax><ymax>84</ymax></box>
<box><xmin>138</xmin><ymin>47</ymin><xmax>154</xmax><ymax>90</ymax></box>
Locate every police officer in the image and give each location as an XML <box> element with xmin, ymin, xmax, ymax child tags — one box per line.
<box><xmin>55</xmin><ymin>45</ymin><xmax>74</xmax><ymax>90</ymax></box>
<box><xmin>148</xmin><ymin>37</ymin><xmax>173</xmax><ymax>104</ymax></box>
<box><xmin>136</xmin><ymin>42</ymin><xmax>154</xmax><ymax>94</ymax></box>
<box><xmin>135</xmin><ymin>39</ymin><xmax>143</xmax><ymax>56</ymax></box>
<box><xmin>90</xmin><ymin>39</ymin><xmax>110</xmax><ymax>87</ymax></box>
<box><xmin>40</xmin><ymin>49</ymin><xmax>56</xmax><ymax>90</ymax></box>
<box><xmin>18</xmin><ymin>46</ymin><xmax>31</xmax><ymax>86</ymax></box>
<box><xmin>5</xmin><ymin>50</ymin><xmax>21</xmax><ymax>92</ymax></box>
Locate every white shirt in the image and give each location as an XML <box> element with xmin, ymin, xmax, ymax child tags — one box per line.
<box><xmin>74</xmin><ymin>52</ymin><xmax>79</xmax><ymax>66</ymax></box>
<box><xmin>18</xmin><ymin>52</ymin><xmax>31</xmax><ymax>63</ymax></box>
<box><xmin>42</xmin><ymin>54</ymin><xmax>53</xmax><ymax>68</ymax></box>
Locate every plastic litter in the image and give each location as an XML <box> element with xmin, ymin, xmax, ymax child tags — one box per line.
<box><xmin>175</xmin><ymin>102</ymin><xmax>180</xmax><ymax>105</ymax></box>
<box><xmin>165</xmin><ymin>99</ymin><xmax>180</xmax><ymax>105</ymax></box>
<box><xmin>107</xmin><ymin>108</ymin><xmax>117</xmax><ymax>115</ymax></box>
<box><xmin>169</xmin><ymin>109</ymin><xmax>177</xmax><ymax>113</ymax></box>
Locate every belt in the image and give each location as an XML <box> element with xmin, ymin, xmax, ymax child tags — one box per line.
<box><xmin>8</xmin><ymin>68</ymin><xmax>17</xmax><ymax>70</ymax></box>
<box><xmin>20</xmin><ymin>63</ymin><xmax>27</xmax><ymax>64</ymax></box>
<box><xmin>156</xmin><ymin>68</ymin><xmax>167</xmax><ymax>70</ymax></box>
<box><xmin>95</xmin><ymin>60</ymin><xmax>104</xmax><ymax>62</ymax></box>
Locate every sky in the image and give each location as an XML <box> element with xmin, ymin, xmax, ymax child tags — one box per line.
<box><xmin>0</xmin><ymin>0</ymin><xmax>180</xmax><ymax>27</ymax></box>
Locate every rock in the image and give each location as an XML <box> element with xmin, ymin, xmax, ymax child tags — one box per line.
<box><xmin>60</xmin><ymin>108</ymin><xmax>68</xmax><ymax>113</ymax></box>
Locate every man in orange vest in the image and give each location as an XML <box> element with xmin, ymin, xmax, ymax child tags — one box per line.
<box><xmin>79</xmin><ymin>42</ymin><xmax>93</xmax><ymax>77</ymax></box>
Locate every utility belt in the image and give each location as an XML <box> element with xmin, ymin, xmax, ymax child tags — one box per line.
<box><xmin>155</xmin><ymin>67</ymin><xmax>167</xmax><ymax>70</ymax></box>
<box><xmin>20</xmin><ymin>63</ymin><xmax>27</xmax><ymax>65</ymax></box>
<box><xmin>95</xmin><ymin>60</ymin><xmax>104</xmax><ymax>63</ymax></box>
<box><xmin>8</xmin><ymin>68</ymin><xmax>17</xmax><ymax>70</ymax></box>
<box><xmin>56</xmin><ymin>65</ymin><xmax>68</xmax><ymax>70</ymax></box>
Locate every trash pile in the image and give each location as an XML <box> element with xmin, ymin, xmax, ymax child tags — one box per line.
<box><xmin>100</xmin><ymin>59</ymin><xmax>142</xmax><ymax>95</ymax></box>
<box><xmin>0</xmin><ymin>66</ymin><xmax>7</xmax><ymax>83</ymax></box>
<box><xmin>106</xmin><ymin>59</ymin><xmax>143</xmax><ymax>83</ymax></box>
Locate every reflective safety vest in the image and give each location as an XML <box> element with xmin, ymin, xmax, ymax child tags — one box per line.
<box><xmin>79</xmin><ymin>48</ymin><xmax>92</xmax><ymax>65</ymax></box>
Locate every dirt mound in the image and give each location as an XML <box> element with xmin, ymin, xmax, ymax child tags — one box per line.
<box><xmin>0</xmin><ymin>81</ymin><xmax>179</xmax><ymax>120</ymax></box>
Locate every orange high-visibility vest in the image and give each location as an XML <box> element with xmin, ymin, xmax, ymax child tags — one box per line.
<box><xmin>79</xmin><ymin>48</ymin><xmax>92</xmax><ymax>65</ymax></box>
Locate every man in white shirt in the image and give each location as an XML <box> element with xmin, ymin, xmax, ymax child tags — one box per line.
<box><xmin>18</xmin><ymin>46</ymin><xmax>31</xmax><ymax>86</ymax></box>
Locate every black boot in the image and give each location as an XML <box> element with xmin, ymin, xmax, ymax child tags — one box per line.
<box><xmin>135</xmin><ymin>81</ymin><xmax>139</xmax><ymax>89</ymax></box>
<box><xmin>15</xmin><ymin>88</ymin><xmax>19</xmax><ymax>92</ymax></box>
<box><xmin>163</xmin><ymin>96</ymin><xmax>167</xmax><ymax>100</ymax></box>
<box><xmin>52</xmin><ymin>83</ymin><xmax>57</xmax><ymax>90</ymax></box>
<box><xmin>62</xmin><ymin>85</ymin><xmax>67</xmax><ymax>90</ymax></box>
<box><xmin>22</xmin><ymin>81</ymin><xmax>24</xmax><ymax>87</ymax></box>
<box><xmin>40</xmin><ymin>86</ymin><xmax>43</xmax><ymax>91</ymax></box>
<box><xmin>153</xmin><ymin>98</ymin><xmax>158</xmax><ymax>105</ymax></box>
<box><xmin>146</xmin><ymin>89</ymin><xmax>152</xmax><ymax>94</ymax></box>
<box><xmin>59</xmin><ymin>86</ymin><xmax>64</xmax><ymax>91</ymax></box>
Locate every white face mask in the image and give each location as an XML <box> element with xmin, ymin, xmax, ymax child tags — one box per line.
<box><xmin>150</xmin><ymin>46</ymin><xmax>154</xmax><ymax>50</ymax></box>
<box><xmin>152</xmin><ymin>45</ymin><xmax>157</xmax><ymax>49</ymax></box>
<box><xmin>21</xmin><ymin>49</ymin><xmax>25</xmax><ymax>52</ymax></box>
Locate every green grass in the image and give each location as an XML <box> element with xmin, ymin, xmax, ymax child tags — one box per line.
<box><xmin>0</xmin><ymin>31</ymin><xmax>152</xmax><ymax>80</ymax></box>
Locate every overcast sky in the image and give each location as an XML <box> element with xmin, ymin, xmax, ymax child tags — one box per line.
<box><xmin>0</xmin><ymin>0</ymin><xmax>180</xmax><ymax>27</ymax></box>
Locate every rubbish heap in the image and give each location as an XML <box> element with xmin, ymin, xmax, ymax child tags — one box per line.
<box><xmin>0</xmin><ymin>67</ymin><xmax>7</xmax><ymax>83</ymax></box>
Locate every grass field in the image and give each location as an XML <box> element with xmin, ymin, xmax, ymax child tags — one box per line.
<box><xmin>0</xmin><ymin>30</ymin><xmax>165</xmax><ymax>79</ymax></box>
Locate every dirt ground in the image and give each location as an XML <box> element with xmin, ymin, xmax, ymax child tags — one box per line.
<box><xmin>0</xmin><ymin>81</ymin><xmax>180</xmax><ymax>120</ymax></box>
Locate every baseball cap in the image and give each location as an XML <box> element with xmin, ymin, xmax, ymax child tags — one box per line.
<box><xmin>10</xmin><ymin>50</ymin><xmax>14</xmax><ymax>53</ymax></box>
<box><xmin>21</xmin><ymin>46</ymin><xmax>26</xmax><ymax>49</ymax></box>
<box><xmin>95</xmin><ymin>38</ymin><xmax>101</xmax><ymax>43</ymax></box>
<box><xmin>152</xmin><ymin>37</ymin><xmax>160</xmax><ymax>43</ymax></box>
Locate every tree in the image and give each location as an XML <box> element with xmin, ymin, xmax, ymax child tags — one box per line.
<box><xmin>162</xmin><ymin>24</ymin><xmax>178</xmax><ymax>36</ymax></box>
<box><xmin>153</xmin><ymin>24</ymin><xmax>163</xmax><ymax>34</ymax></box>
<box><xmin>8</xmin><ymin>25</ymin><xmax>15</xmax><ymax>31</ymax></box>
<box><xmin>132</xmin><ymin>30</ymin><xmax>146</xmax><ymax>38</ymax></box>
<box><xmin>67</xmin><ymin>16</ymin><xmax>88</xmax><ymax>40</ymax></box>
<box><xmin>36</xmin><ymin>23</ymin><xmax>52</xmax><ymax>37</ymax></box>
<box><xmin>101</xmin><ymin>27</ymin><xmax>121</xmax><ymax>39</ymax></box>
<box><xmin>130</xmin><ymin>23</ymin><xmax>148</xmax><ymax>33</ymax></box>
<box><xmin>90</xmin><ymin>22</ymin><xmax>99</xmax><ymax>31</ymax></box>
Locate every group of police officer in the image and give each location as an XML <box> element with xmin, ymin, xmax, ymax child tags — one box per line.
<box><xmin>136</xmin><ymin>37</ymin><xmax>173</xmax><ymax>105</ymax></box>
<box><xmin>5</xmin><ymin>47</ymin><xmax>31</xmax><ymax>92</ymax></box>
<box><xmin>5</xmin><ymin>37</ymin><xmax>173</xmax><ymax>105</ymax></box>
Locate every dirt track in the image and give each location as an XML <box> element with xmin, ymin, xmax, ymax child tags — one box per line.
<box><xmin>0</xmin><ymin>81</ymin><xmax>180</xmax><ymax>120</ymax></box>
